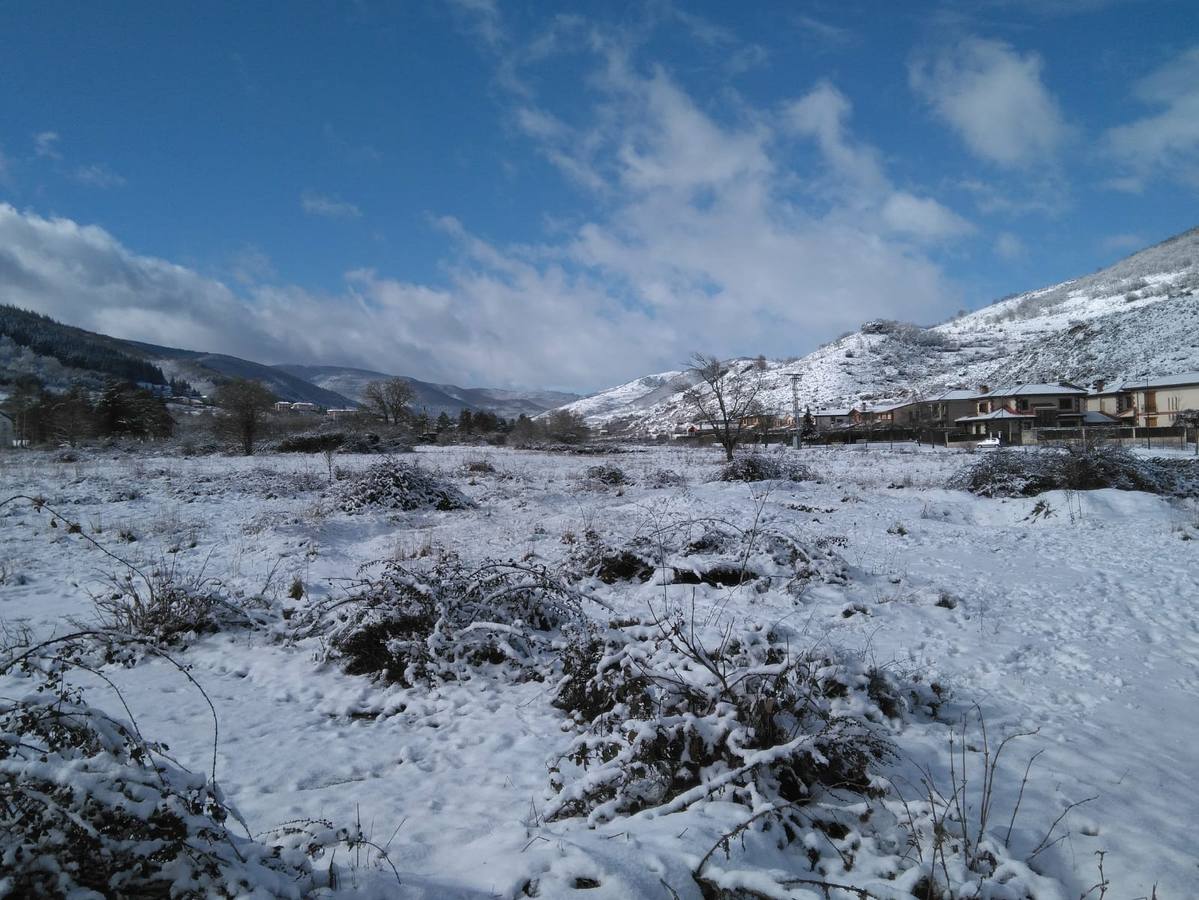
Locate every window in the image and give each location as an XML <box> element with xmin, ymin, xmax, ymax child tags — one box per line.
<box><xmin>1017</xmin><ymin>398</ymin><xmax>1029</xmax><ymax>411</ymax></box>
<box><xmin>1058</xmin><ymin>397</ymin><xmax>1072</xmax><ymax>410</ymax></box>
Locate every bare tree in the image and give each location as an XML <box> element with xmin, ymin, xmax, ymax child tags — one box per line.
<box><xmin>543</xmin><ymin>409</ymin><xmax>590</xmax><ymax>444</ymax></box>
<box><xmin>213</xmin><ymin>378</ymin><xmax>275</xmax><ymax>455</ymax></box>
<box><xmin>682</xmin><ymin>353</ymin><xmax>764</xmax><ymax>461</ymax></box>
<box><xmin>363</xmin><ymin>378</ymin><xmax>415</xmax><ymax>426</ymax></box>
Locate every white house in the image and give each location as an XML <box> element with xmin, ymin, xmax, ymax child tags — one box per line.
<box><xmin>1113</xmin><ymin>372</ymin><xmax>1199</xmax><ymax>427</ymax></box>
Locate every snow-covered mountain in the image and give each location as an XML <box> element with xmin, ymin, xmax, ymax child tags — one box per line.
<box><xmin>555</xmin><ymin>226</ymin><xmax>1199</xmax><ymax>433</ymax></box>
<box><xmin>278</xmin><ymin>364</ymin><xmax>580</xmax><ymax>419</ymax></box>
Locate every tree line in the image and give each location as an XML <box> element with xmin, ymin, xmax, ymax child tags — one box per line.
<box><xmin>0</xmin><ymin>371</ymin><xmax>593</xmax><ymax>454</ymax></box>
<box><xmin>2</xmin><ymin>375</ymin><xmax>174</xmax><ymax>445</ymax></box>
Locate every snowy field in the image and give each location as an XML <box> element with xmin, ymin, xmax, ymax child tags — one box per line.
<box><xmin>2</xmin><ymin>443</ymin><xmax>1196</xmax><ymax>898</ymax></box>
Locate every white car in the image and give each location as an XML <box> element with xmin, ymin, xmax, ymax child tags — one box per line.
<box><xmin>976</xmin><ymin>436</ymin><xmax>1001</xmax><ymax>450</ymax></box>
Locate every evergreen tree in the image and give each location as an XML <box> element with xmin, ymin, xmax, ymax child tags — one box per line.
<box><xmin>801</xmin><ymin>406</ymin><xmax>818</xmax><ymax>442</ymax></box>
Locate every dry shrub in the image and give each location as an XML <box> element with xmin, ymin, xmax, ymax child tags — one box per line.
<box><xmin>546</xmin><ymin>617</ymin><xmax>937</xmax><ymax>829</ymax></box>
<box><xmin>89</xmin><ymin>556</ymin><xmax>262</xmax><ymax>652</ymax></box>
<box><xmin>0</xmin><ymin>636</ymin><xmax>363</xmax><ymax>899</ymax></box>
<box><xmin>718</xmin><ymin>453</ymin><xmax>815</xmax><ymax>483</ymax></box>
<box><xmin>951</xmin><ymin>445</ymin><xmax>1195</xmax><ymax>497</ymax></box>
<box><xmin>275</xmin><ymin>431</ymin><xmax>346</xmax><ymax>453</ymax></box>
<box><xmin>301</xmin><ymin>559</ymin><xmax>596</xmax><ymax>686</ymax></box>
<box><xmin>645</xmin><ymin>468</ymin><xmax>686</xmax><ymax>488</ymax></box>
<box><xmin>584</xmin><ymin>464</ymin><xmax>630</xmax><ymax>486</ymax></box>
<box><xmin>564</xmin><ymin>530</ymin><xmax>657</xmax><ymax>585</ymax></box>
<box><xmin>338</xmin><ymin>458</ymin><xmax>474</xmax><ymax>513</ymax></box>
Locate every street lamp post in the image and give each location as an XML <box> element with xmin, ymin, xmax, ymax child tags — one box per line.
<box><xmin>790</xmin><ymin>374</ymin><xmax>801</xmax><ymax>449</ymax></box>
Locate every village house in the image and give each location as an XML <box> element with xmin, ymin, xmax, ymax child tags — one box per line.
<box><xmin>1085</xmin><ymin>380</ymin><xmax>1130</xmax><ymax>420</ymax></box>
<box><xmin>1102</xmin><ymin>372</ymin><xmax>1199</xmax><ymax>427</ymax></box>
<box><xmin>913</xmin><ymin>389</ymin><xmax>985</xmax><ymax>429</ymax></box>
<box><xmin>811</xmin><ymin>407</ymin><xmax>863</xmax><ymax>431</ymax></box>
<box><xmin>955</xmin><ymin>383</ymin><xmax>1088</xmax><ymax>440</ymax></box>
<box><xmin>860</xmin><ymin>400</ymin><xmax>914</xmax><ymax>426</ymax></box>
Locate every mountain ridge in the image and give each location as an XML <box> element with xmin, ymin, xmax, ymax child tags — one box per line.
<box><xmin>550</xmin><ymin>225</ymin><xmax>1199</xmax><ymax>433</ymax></box>
<box><xmin>0</xmin><ymin>311</ymin><xmax>580</xmax><ymax>417</ymax></box>
<box><xmin>276</xmin><ymin>364</ymin><xmax>580</xmax><ymax>419</ymax></box>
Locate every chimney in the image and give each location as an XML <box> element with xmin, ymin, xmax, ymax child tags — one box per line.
<box><xmin>1093</xmin><ymin>379</ymin><xmax>1106</xmax><ymax>392</ymax></box>
<box><xmin>978</xmin><ymin>384</ymin><xmax>990</xmax><ymax>394</ymax></box>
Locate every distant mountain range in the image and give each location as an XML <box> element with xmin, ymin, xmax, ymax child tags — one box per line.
<box><xmin>552</xmin><ymin>225</ymin><xmax>1199</xmax><ymax>434</ymax></box>
<box><xmin>0</xmin><ymin>309</ymin><xmax>579</xmax><ymax>418</ymax></box>
<box><xmin>276</xmin><ymin>364</ymin><xmax>580</xmax><ymax>419</ymax></box>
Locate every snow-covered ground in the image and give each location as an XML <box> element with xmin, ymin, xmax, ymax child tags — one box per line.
<box><xmin>2</xmin><ymin>443</ymin><xmax>1196</xmax><ymax>898</ymax></box>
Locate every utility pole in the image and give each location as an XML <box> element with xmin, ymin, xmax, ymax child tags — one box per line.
<box><xmin>790</xmin><ymin>374</ymin><xmax>801</xmax><ymax>449</ymax></box>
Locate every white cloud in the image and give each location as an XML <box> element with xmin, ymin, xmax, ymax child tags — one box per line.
<box><xmin>994</xmin><ymin>231</ymin><xmax>1025</xmax><ymax>259</ymax></box>
<box><xmin>1104</xmin><ymin>45</ymin><xmax>1199</xmax><ymax>190</ymax></box>
<box><xmin>73</xmin><ymin>163</ymin><xmax>126</xmax><ymax>188</ymax></box>
<box><xmin>0</xmin><ymin>204</ymin><xmax>260</xmax><ymax>358</ymax></box>
<box><xmin>33</xmin><ymin>131</ymin><xmax>61</xmax><ymax>159</ymax></box>
<box><xmin>785</xmin><ymin>81</ymin><xmax>973</xmax><ymax>239</ymax></box>
<box><xmin>446</xmin><ymin>0</ymin><xmax>504</xmax><ymax>49</ymax></box>
<box><xmin>910</xmin><ymin>37</ymin><xmax>1069</xmax><ymax>167</ymax></box>
<box><xmin>881</xmin><ymin>193</ymin><xmax>975</xmax><ymax>240</ymax></box>
<box><xmin>228</xmin><ymin>245</ymin><xmax>276</xmax><ymax>285</ymax></box>
<box><xmin>785</xmin><ymin>81</ymin><xmax>887</xmax><ymax>197</ymax></box>
<box><xmin>794</xmin><ymin>14</ymin><xmax>854</xmax><ymax>47</ymax></box>
<box><xmin>301</xmin><ymin>191</ymin><xmax>362</xmax><ymax>219</ymax></box>
<box><xmin>1099</xmin><ymin>232</ymin><xmax>1145</xmax><ymax>254</ymax></box>
<box><xmin>956</xmin><ymin>177</ymin><xmax>1066</xmax><ymax>216</ymax></box>
<box><xmin>0</xmin><ymin>64</ymin><xmax>971</xmax><ymax>391</ymax></box>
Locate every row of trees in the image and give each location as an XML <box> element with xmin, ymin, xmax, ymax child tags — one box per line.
<box><xmin>360</xmin><ymin>378</ymin><xmax>517</xmax><ymax>436</ymax></box>
<box><xmin>2</xmin><ymin>376</ymin><xmax>175</xmax><ymax>445</ymax></box>
<box><xmin>211</xmin><ymin>377</ymin><xmax>592</xmax><ymax>454</ymax></box>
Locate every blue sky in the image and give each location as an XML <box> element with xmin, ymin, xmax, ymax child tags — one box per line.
<box><xmin>0</xmin><ymin>0</ymin><xmax>1196</xmax><ymax>390</ymax></box>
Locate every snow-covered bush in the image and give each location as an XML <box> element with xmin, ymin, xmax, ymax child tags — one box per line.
<box><xmin>952</xmin><ymin>445</ymin><xmax>1196</xmax><ymax>497</ymax></box>
<box><xmin>339</xmin><ymin>432</ymin><xmax>414</xmax><ymax>455</ymax></box>
<box><xmin>0</xmin><ymin>638</ymin><xmax>351</xmax><ymax>899</ymax></box>
<box><xmin>338</xmin><ymin>459</ymin><xmax>474</xmax><ymax>513</ymax></box>
<box><xmin>583</xmin><ymin>463</ymin><xmax>630</xmax><ymax>486</ymax></box>
<box><xmin>275</xmin><ymin>431</ymin><xmax>346</xmax><ymax>453</ymax></box>
<box><xmin>950</xmin><ymin>450</ymin><xmax>1060</xmax><ymax>497</ymax></box>
<box><xmin>645</xmin><ymin>467</ymin><xmax>686</xmax><ymax>488</ymax></box>
<box><xmin>718</xmin><ymin>453</ymin><xmax>814</xmax><ymax>483</ymax></box>
<box><xmin>563</xmin><ymin>529</ymin><xmax>657</xmax><ymax>585</ymax></box>
<box><xmin>0</xmin><ymin>691</ymin><xmax>324</xmax><ymax>898</ymax></box>
<box><xmin>303</xmin><ymin>559</ymin><xmax>595</xmax><ymax>686</ymax></box>
<box><xmin>547</xmin><ymin>617</ymin><xmax>934</xmax><ymax>827</ymax></box>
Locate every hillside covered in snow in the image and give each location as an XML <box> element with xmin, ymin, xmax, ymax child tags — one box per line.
<box><xmin>558</xmin><ymin>227</ymin><xmax>1199</xmax><ymax>433</ymax></box>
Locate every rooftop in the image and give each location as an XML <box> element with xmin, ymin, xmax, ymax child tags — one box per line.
<box><xmin>982</xmin><ymin>383</ymin><xmax>1088</xmax><ymax>397</ymax></box>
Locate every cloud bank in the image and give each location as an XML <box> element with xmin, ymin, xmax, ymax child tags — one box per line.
<box><xmin>1</xmin><ymin>33</ymin><xmax>974</xmax><ymax>391</ymax></box>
